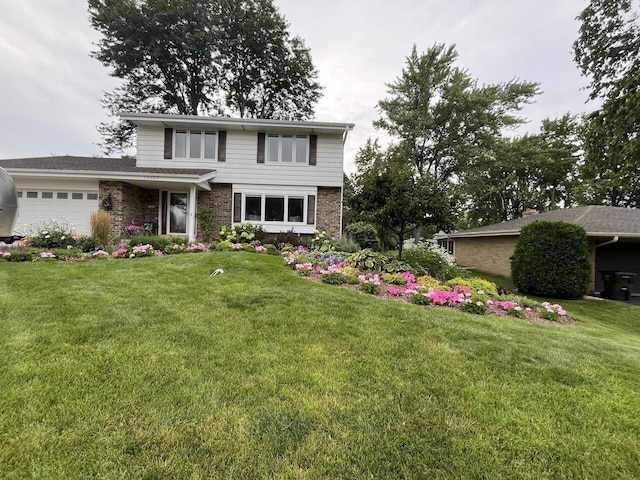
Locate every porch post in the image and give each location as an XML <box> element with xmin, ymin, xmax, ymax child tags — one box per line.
<box><xmin>187</xmin><ymin>185</ymin><xmax>197</xmax><ymax>241</ymax></box>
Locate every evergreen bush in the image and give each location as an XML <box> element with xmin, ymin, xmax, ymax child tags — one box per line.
<box><xmin>511</xmin><ymin>221</ymin><xmax>591</xmax><ymax>298</ymax></box>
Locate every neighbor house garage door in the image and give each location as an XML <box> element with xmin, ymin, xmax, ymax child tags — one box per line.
<box><xmin>15</xmin><ymin>189</ymin><xmax>99</xmax><ymax>235</ymax></box>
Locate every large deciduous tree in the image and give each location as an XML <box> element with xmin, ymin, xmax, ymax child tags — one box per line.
<box><xmin>374</xmin><ymin>44</ymin><xmax>540</xmax><ymax>181</ymax></box>
<box><xmin>574</xmin><ymin>0</ymin><xmax>640</xmax><ymax>206</ymax></box>
<box><xmin>88</xmin><ymin>0</ymin><xmax>322</xmax><ymax>153</ymax></box>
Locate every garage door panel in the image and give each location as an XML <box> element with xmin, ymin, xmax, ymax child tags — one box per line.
<box><xmin>15</xmin><ymin>190</ymin><xmax>99</xmax><ymax>235</ymax></box>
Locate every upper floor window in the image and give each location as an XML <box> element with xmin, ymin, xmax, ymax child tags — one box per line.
<box><xmin>267</xmin><ymin>134</ymin><xmax>308</xmax><ymax>163</ymax></box>
<box><xmin>175</xmin><ymin>130</ymin><xmax>217</xmax><ymax>159</ymax></box>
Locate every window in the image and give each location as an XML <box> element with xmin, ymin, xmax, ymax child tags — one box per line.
<box><xmin>87</xmin><ymin>193</ymin><xmax>98</xmax><ymax>200</ymax></box>
<box><xmin>287</xmin><ymin>198</ymin><xmax>304</xmax><ymax>222</ymax></box>
<box><xmin>42</xmin><ymin>192</ymin><xmax>53</xmax><ymax>199</ymax></box>
<box><xmin>265</xmin><ymin>197</ymin><xmax>285</xmax><ymax>222</ymax></box>
<box><xmin>438</xmin><ymin>239</ymin><xmax>455</xmax><ymax>255</ymax></box>
<box><xmin>239</xmin><ymin>193</ymin><xmax>308</xmax><ymax>224</ymax></box>
<box><xmin>57</xmin><ymin>192</ymin><xmax>68</xmax><ymax>199</ymax></box>
<box><xmin>72</xmin><ymin>193</ymin><xmax>83</xmax><ymax>200</ymax></box>
<box><xmin>175</xmin><ymin>130</ymin><xmax>217</xmax><ymax>159</ymax></box>
<box><xmin>245</xmin><ymin>196</ymin><xmax>262</xmax><ymax>221</ymax></box>
<box><xmin>17</xmin><ymin>191</ymin><xmax>22</xmax><ymax>198</ymax></box>
<box><xmin>266</xmin><ymin>134</ymin><xmax>307</xmax><ymax>163</ymax></box>
<box><xmin>26</xmin><ymin>191</ymin><xmax>37</xmax><ymax>199</ymax></box>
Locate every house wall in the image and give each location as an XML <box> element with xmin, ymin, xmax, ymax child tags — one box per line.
<box><xmin>453</xmin><ymin>236</ymin><xmax>519</xmax><ymax>278</ymax></box>
<box><xmin>317</xmin><ymin>187</ymin><xmax>342</xmax><ymax>238</ymax></box>
<box><xmin>99</xmin><ymin>181</ymin><xmax>159</xmax><ymax>239</ymax></box>
<box><xmin>197</xmin><ymin>183</ymin><xmax>232</xmax><ymax>240</ymax></box>
<box><xmin>135</xmin><ymin>126</ymin><xmax>344</xmax><ymax>187</ymax></box>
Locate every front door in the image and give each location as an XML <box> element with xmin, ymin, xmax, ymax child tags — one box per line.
<box><xmin>167</xmin><ymin>192</ymin><xmax>187</xmax><ymax>235</ymax></box>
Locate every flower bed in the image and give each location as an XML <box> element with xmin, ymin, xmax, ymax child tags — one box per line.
<box><xmin>285</xmin><ymin>252</ymin><xmax>571</xmax><ymax>325</ymax></box>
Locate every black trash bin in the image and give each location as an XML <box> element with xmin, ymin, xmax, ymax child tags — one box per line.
<box><xmin>600</xmin><ymin>271</ymin><xmax>636</xmax><ymax>301</ymax></box>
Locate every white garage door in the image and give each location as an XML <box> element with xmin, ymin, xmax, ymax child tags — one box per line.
<box><xmin>15</xmin><ymin>189</ymin><xmax>99</xmax><ymax>235</ymax></box>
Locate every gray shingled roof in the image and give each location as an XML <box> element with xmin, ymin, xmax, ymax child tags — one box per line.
<box><xmin>449</xmin><ymin>206</ymin><xmax>640</xmax><ymax>237</ymax></box>
<box><xmin>0</xmin><ymin>156</ymin><xmax>214</xmax><ymax>176</ymax></box>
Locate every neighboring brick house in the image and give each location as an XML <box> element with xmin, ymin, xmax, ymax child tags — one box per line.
<box><xmin>444</xmin><ymin>206</ymin><xmax>640</xmax><ymax>294</ymax></box>
<box><xmin>0</xmin><ymin>113</ymin><xmax>354</xmax><ymax>240</ymax></box>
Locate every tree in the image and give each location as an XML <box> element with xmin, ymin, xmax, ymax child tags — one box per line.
<box><xmin>88</xmin><ymin>0</ymin><xmax>322</xmax><ymax>153</ymax></box>
<box><xmin>349</xmin><ymin>142</ymin><xmax>457</xmax><ymax>258</ymax></box>
<box><xmin>462</xmin><ymin>114</ymin><xmax>581</xmax><ymax>227</ymax></box>
<box><xmin>375</xmin><ymin>44</ymin><xmax>540</xmax><ymax>181</ymax></box>
<box><xmin>574</xmin><ymin>0</ymin><xmax>640</xmax><ymax>206</ymax></box>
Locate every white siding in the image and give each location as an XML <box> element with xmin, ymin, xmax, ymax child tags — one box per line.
<box><xmin>136</xmin><ymin>126</ymin><xmax>345</xmax><ymax>187</ymax></box>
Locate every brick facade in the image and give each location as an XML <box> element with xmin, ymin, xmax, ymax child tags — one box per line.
<box><xmin>197</xmin><ymin>183</ymin><xmax>232</xmax><ymax>239</ymax></box>
<box><xmin>316</xmin><ymin>187</ymin><xmax>342</xmax><ymax>238</ymax></box>
<box><xmin>99</xmin><ymin>181</ymin><xmax>159</xmax><ymax>238</ymax></box>
<box><xmin>454</xmin><ymin>236</ymin><xmax>519</xmax><ymax>278</ymax></box>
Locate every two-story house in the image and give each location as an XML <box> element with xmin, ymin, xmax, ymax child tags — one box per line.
<box><xmin>0</xmin><ymin>113</ymin><xmax>354</xmax><ymax>240</ymax></box>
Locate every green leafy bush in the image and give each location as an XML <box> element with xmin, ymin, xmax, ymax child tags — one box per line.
<box><xmin>276</xmin><ymin>230</ymin><xmax>302</xmax><ymax>246</ymax></box>
<box><xmin>383</xmin><ymin>259</ymin><xmax>413</xmax><ymax>273</ymax></box>
<box><xmin>343</xmin><ymin>275</ymin><xmax>361</xmax><ymax>285</ymax></box>
<box><xmin>360</xmin><ymin>282</ymin><xmax>380</xmax><ymax>295</ymax></box>
<box><xmin>321</xmin><ymin>273</ymin><xmax>346</xmax><ymax>285</ymax></box>
<box><xmin>263</xmin><ymin>244</ymin><xmax>279</xmax><ymax>255</ymax></box>
<box><xmin>336</xmin><ymin>235</ymin><xmax>361</xmax><ymax>253</ymax></box>
<box><xmin>27</xmin><ymin>220</ymin><xmax>76</xmax><ymax>249</ymax></box>
<box><xmin>196</xmin><ymin>210</ymin><xmax>215</xmax><ymax>242</ymax></box>
<box><xmin>446</xmin><ymin>277</ymin><xmax>499</xmax><ymax>296</ymax></box>
<box><xmin>131</xmin><ymin>235</ymin><xmax>185</xmax><ymax>251</ymax></box>
<box><xmin>1</xmin><ymin>249</ymin><xmax>39</xmax><ymax>262</ymax></box>
<box><xmin>219</xmin><ymin>223</ymin><xmax>258</xmax><ymax>243</ymax></box>
<box><xmin>461</xmin><ymin>301</ymin><xmax>487</xmax><ymax>315</ymax></box>
<box><xmin>344</xmin><ymin>222</ymin><xmax>378</xmax><ymax>248</ymax></box>
<box><xmin>310</xmin><ymin>230</ymin><xmax>339</xmax><ymax>252</ymax></box>
<box><xmin>347</xmin><ymin>249</ymin><xmax>390</xmax><ymax>272</ymax></box>
<box><xmin>402</xmin><ymin>248</ymin><xmax>448</xmax><ymax>279</ymax></box>
<box><xmin>417</xmin><ymin>275</ymin><xmax>442</xmax><ymax>290</ymax></box>
<box><xmin>382</xmin><ymin>273</ymin><xmax>407</xmax><ymax>285</ymax></box>
<box><xmin>411</xmin><ymin>293</ymin><xmax>431</xmax><ymax>305</ymax></box>
<box><xmin>511</xmin><ymin>221</ymin><xmax>591</xmax><ymax>298</ymax></box>
<box><xmin>75</xmin><ymin>236</ymin><xmax>104</xmax><ymax>253</ymax></box>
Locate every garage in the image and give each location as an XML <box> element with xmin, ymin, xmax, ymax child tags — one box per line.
<box><xmin>14</xmin><ymin>185</ymin><xmax>99</xmax><ymax>235</ymax></box>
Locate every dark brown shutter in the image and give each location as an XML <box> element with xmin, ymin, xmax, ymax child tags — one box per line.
<box><xmin>218</xmin><ymin>131</ymin><xmax>227</xmax><ymax>162</ymax></box>
<box><xmin>307</xmin><ymin>194</ymin><xmax>316</xmax><ymax>225</ymax></box>
<box><xmin>257</xmin><ymin>133</ymin><xmax>265</xmax><ymax>163</ymax></box>
<box><xmin>309</xmin><ymin>135</ymin><xmax>317</xmax><ymax>165</ymax></box>
<box><xmin>233</xmin><ymin>192</ymin><xmax>242</xmax><ymax>222</ymax></box>
<box><xmin>164</xmin><ymin>128</ymin><xmax>173</xmax><ymax>159</ymax></box>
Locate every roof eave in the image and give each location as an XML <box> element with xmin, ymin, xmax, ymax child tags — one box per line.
<box><xmin>4</xmin><ymin>168</ymin><xmax>216</xmax><ymax>184</ymax></box>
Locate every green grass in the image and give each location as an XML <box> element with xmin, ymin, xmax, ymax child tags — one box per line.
<box><xmin>1</xmin><ymin>253</ymin><xmax>639</xmax><ymax>479</ymax></box>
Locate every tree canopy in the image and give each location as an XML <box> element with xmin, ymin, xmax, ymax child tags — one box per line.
<box><xmin>88</xmin><ymin>0</ymin><xmax>322</xmax><ymax>153</ymax></box>
<box><xmin>574</xmin><ymin>0</ymin><xmax>640</xmax><ymax>206</ymax></box>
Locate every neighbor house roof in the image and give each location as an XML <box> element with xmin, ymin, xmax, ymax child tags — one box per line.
<box><xmin>449</xmin><ymin>206</ymin><xmax>640</xmax><ymax>239</ymax></box>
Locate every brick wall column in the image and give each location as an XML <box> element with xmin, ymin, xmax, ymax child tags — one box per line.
<box><xmin>316</xmin><ymin>187</ymin><xmax>342</xmax><ymax>238</ymax></box>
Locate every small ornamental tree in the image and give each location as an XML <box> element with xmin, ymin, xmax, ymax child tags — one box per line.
<box><xmin>511</xmin><ymin>221</ymin><xmax>592</xmax><ymax>298</ymax></box>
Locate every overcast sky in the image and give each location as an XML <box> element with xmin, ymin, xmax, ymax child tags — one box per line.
<box><xmin>0</xmin><ymin>0</ymin><xmax>593</xmax><ymax>173</ymax></box>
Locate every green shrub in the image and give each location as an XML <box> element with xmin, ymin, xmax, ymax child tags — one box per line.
<box><xmin>310</xmin><ymin>230</ymin><xmax>339</xmax><ymax>252</ymax></box>
<box><xmin>90</xmin><ymin>210</ymin><xmax>112</xmax><ymax>247</ymax></box>
<box><xmin>2</xmin><ymin>249</ymin><xmax>39</xmax><ymax>262</ymax></box>
<box><xmin>27</xmin><ymin>220</ymin><xmax>76</xmax><ymax>249</ymax></box>
<box><xmin>402</xmin><ymin>248</ymin><xmax>448</xmax><ymax>279</ymax></box>
<box><xmin>382</xmin><ymin>273</ymin><xmax>406</xmax><ymax>285</ymax></box>
<box><xmin>276</xmin><ymin>230</ymin><xmax>302</xmax><ymax>246</ymax></box>
<box><xmin>75</xmin><ymin>236</ymin><xmax>104</xmax><ymax>253</ymax></box>
<box><xmin>411</xmin><ymin>293</ymin><xmax>431</xmax><ymax>305</ymax></box>
<box><xmin>131</xmin><ymin>235</ymin><xmax>181</xmax><ymax>251</ymax></box>
<box><xmin>383</xmin><ymin>259</ymin><xmax>413</xmax><ymax>274</ymax></box>
<box><xmin>216</xmin><ymin>240</ymin><xmax>232</xmax><ymax>251</ymax></box>
<box><xmin>242</xmin><ymin>243</ymin><xmax>255</xmax><ymax>253</ymax></box>
<box><xmin>417</xmin><ymin>275</ymin><xmax>442</xmax><ymax>290</ymax></box>
<box><xmin>446</xmin><ymin>277</ymin><xmax>499</xmax><ymax>297</ymax></box>
<box><xmin>343</xmin><ymin>275</ymin><xmax>361</xmax><ymax>285</ymax></box>
<box><xmin>321</xmin><ymin>273</ymin><xmax>346</xmax><ymax>285</ymax></box>
<box><xmin>337</xmin><ymin>235</ymin><xmax>361</xmax><ymax>253</ymax></box>
<box><xmin>539</xmin><ymin>309</ymin><xmax>560</xmax><ymax>321</ymax></box>
<box><xmin>511</xmin><ymin>221</ymin><xmax>591</xmax><ymax>298</ymax></box>
<box><xmin>360</xmin><ymin>282</ymin><xmax>380</xmax><ymax>295</ymax></box>
<box><xmin>344</xmin><ymin>222</ymin><xmax>378</xmax><ymax>248</ymax></box>
<box><xmin>219</xmin><ymin>223</ymin><xmax>258</xmax><ymax>243</ymax></box>
<box><xmin>507</xmin><ymin>308</ymin><xmax>526</xmax><ymax>319</ymax></box>
<box><xmin>196</xmin><ymin>210</ymin><xmax>215</xmax><ymax>242</ymax></box>
<box><xmin>347</xmin><ymin>249</ymin><xmax>390</xmax><ymax>272</ymax></box>
<box><xmin>263</xmin><ymin>243</ymin><xmax>279</xmax><ymax>255</ymax></box>
<box><xmin>461</xmin><ymin>301</ymin><xmax>487</xmax><ymax>315</ymax></box>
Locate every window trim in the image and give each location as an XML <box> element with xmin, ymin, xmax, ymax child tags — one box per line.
<box><xmin>266</xmin><ymin>134</ymin><xmax>309</xmax><ymax>164</ymax></box>
<box><xmin>239</xmin><ymin>193</ymin><xmax>307</xmax><ymax>224</ymax></box>
<box><xmin>174</xmin><ymin>129</ymin><xmax>218</xmax><ymax>160</ymax></box>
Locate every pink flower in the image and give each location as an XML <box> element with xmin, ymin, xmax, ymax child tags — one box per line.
<box><xmin>387</xmin><ymin>286</ymin><xmax>404</xmax><ymax>296</ymax></box>
<box><xmin>66</xmin><ymin>244</ymin><xmax>73</xmax><ymax>250</ymax></box>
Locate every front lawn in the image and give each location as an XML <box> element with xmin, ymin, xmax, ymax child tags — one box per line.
<box><xmin>1</xmin><ymin>253</ymin><xmax>639</xmax><ymax>479</ymax></box>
